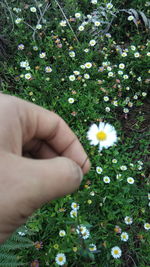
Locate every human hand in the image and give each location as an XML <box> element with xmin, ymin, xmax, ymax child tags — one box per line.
<box><xmin>0</xmin><ymin>94</ymin><xmax>90</xmax><ymax>243</ymax></box>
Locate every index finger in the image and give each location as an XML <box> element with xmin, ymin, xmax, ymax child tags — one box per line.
<box><xmin>17</xmin><ymin>97</ymin><xmax>91</xmax><ymax>174</ymax></box>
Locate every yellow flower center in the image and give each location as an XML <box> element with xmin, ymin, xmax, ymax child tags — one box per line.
<box><xmin>114</xmin><ymin>250</ymin><xmax>119</xmax><ymax>255</ymax></box>
<box><xmin>96</xmin><ymin>131</ymin><xmax>107</xmax><ymax>141</ymax></box>
<box><xmin>58</xmin><ymin>257</ymin><xmax>63</xmax><ymax>262</ymax></box>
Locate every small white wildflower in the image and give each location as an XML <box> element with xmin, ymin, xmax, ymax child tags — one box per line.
<box><xmin>89</xmin><ymin>39</ymin><xmax>96</xmax><ymax>46</ymax></box>
<box><xmin>89</xmin><ymin>244</ymin><xmax>97</xmax><ymax>252</ymax></box>
<box><xmin>73</xmin><ymin>70</ymin><xmax>80</xmax><ymax>75</ymax></box>
<box><xmin>70</xmin><ymin>210</ymin><xmax>77</xmax><ymax>218</ymax></box>
<box><xmin>131</xmin><ymin>45</ymin><xmax>136</xmax><ymax>51</ymax></box>
<box><xmin>33</xmin><ymin>46</ymin><xmax>38</xmax><ymax>51</ymax></box>
<box><xmin>71</xmin><ymin>202</ymin><xmax>79</xmax><ymax>210</ymax></box>
<box><xmin>36</xmin><ymin>24</ymin><xmax>42</xmax><ymax>29</ymax></box>
<box><xmin>60</xmin><ymin>20</ymin><xmax>67</xmax><ymax>27</ymax></box>
<box><xmin>147</xmin><ymin>52</ymin><xmax>150</xmax><ymax>56</ymax></box>
<box><xmin>106</xmin><ymin>33</ymin><xmax>111</xmax><ymax>38</ymax></box>
<box><xmin>134</xmin><ymin>52</ymin><xmax>140</xmax><ymax>58</ymax></box>
<box><xmin>80</xmin><ymin>64</ymin><xmax>86</xmax><ymax>69</ymax></box>
<box><xmin>121</xmin><ymin>52</ymin><xmax>127</xmax><ymax>57</ymax></box>
<box><xmin>69</xmin><ymin>51</ymin><xmax>75</xmax><ymax>57</ymax></box>
<box><xmin>45</xmin><ymin>66</ymin><xmax>52</xmax><ymax>73</ymax></box>
<box><xmin>142</xmin><ymin>92</ymin><xmax>147</xmax><ymax>97</ymax></box>
<box><xmin>84</xmin><ymin>73</ymin><xmax>90</xmax><ymax>79</ymax></box>
<box><xmin>124</xmin><ymin>216</ymin><xmax>133</xmax><ymax>225</ymax></box>
<box><xmin>112</xmin><ymin>159</ymin><xmax>117</xmax><ymax>163</ymax></box>
<box><xmin>111</xmin><ymin>246</ymin><xmax>122</xmax><ymax>259</ymax></box>
<box><xmin>59</xmin><ymin>230</ymin><xmax>66</xmax><ymax>237</ymax></box>
<box><xmin>68</xmin><ymin>97</ymin><xmax>74</xmax><ymax>103</ymax></box>
<box><xmin>123</xmin><ymin>108</ymin><xmax>129</xmax><ymax>113</ymax></box>
<box><xmin>85</xmin><ymin>62</ymin><xmax>92</xmax><ymax>68</ymax></box>
<box><xmin>123</xmin><ymin>74</ymin><xmax>129</xmax><ymax>79</ymax></box>
<box><xmin>78</xmin><ymin>25</ymin><xmax>84</xmax><ymax>31</ymax></box>
<box><xmin>82</xmin><ymin>229</ymin><xmax>90</xmax><ymax>239</ymax></box>
<box><xmin>39</xmin><ymin>52</ymin><xmax>46</xmax><ymax>58</ymax></box>
<box><xmin>103</xmin><ymin>176</ymin><xmax>110</xmax><ymax>183</ymax></box>
<box><xmin>119</xmin><ymin>63</ymin><xmax>125</xmax><ymax>69</ymax></box>
<box><xmin>94</xmin><ymin>21</ymin><xmax>101</xmax><ymax>26</ymax></box>
<box><xmin>96</xmin><ymin>166</ymin><xmax>103</xmax><ymax>174</ymax></box>
<box><xmin>18</xmin><ymin>44</ymin><xmax>24</xmax><ymax>50</ymax></box>
<box><xmin>107</xmin><ymin>66</ymin><xmax>112</xmax><ymax>71</ymax></box>
<box><xmin>91</xmin><ymin>0</ymin><xmax>97</xmax><ymax>4</ymax></box>
<box><xmin>127</xmin><ymin>177</ymin><xmax>134</xmax><ymax>184</ymax></box>
<box><xmin>121</xmin><ymin>232</ymin><xmax>129</xmax><ymax>241</ymax></box>
<box><xmin>75</xmin><ymin>13</ymin><xmax>81</xmax><ymax>18</ymax></box>
<box><xmin>106</xmin><ymin>3</ymin><xmax>113</xmax><ymax>9</ymax></box>
<box><xmin>105</xmin><ymin>107</ymin><xmax>110</xmax><ymax>112</ymax></box>
<box><xmin>84</xmin><ymin>48</ymin><xmax>89</xmax><ymax>53</ymax></box>
<box><xmin>128</xmin><ymin>15</ymin><xmax>134</xmax><ymax>21</ymax></box>
<box><xmin>69</xmin><ymin>75</ymin><xmax>75</xmax><ymax>81</ymax></box>
<box><xmin>25</xmin><ymin>73</ymin><xmax>32</xmax><ymax>80</ymax></box>
<box><xmin>144</xmin><ymin>223</ymin><xmax>150</xmax><ymax>230</ymax></box>
<box><xmin>55</xmin><ymin>253</ymin><xmax>66</xmax><ymax>266</ymax></box>
<box><xmin>113</xmin><ymin>100</ymin><xmax>118</xmax><ymax>106</ymax></box>
<box><xmin>108</xmin><ymin>72</ymin><xmax>114</xmax><ymax>77</ymax></box>
<box><xmin>15</xmin><ymin>18</ymin><xmax>22</xmax><ymax>24</ymax></box>
<box><xmin>118</xmin><ymin>70</ymin><xmax>123</xmax><ymax>75</ymax></box>
<box><xmin>133</xmin><ymin>94</ymin><xmax>138</xmax><ymax>99</ymax></box>
<box><xmin>30</xmin><ymin>7</ymin><xmax>37</xmax><ymax>12</ymax></box>
<box><xmin>120</xmin><ymin>165</ymin><xmax>127</xmax><ymax>171</ymax></box>
<box><xmin>104</xmin><ymin>96</ymin><xmax>109</xmax><ymax>102</ymax></box>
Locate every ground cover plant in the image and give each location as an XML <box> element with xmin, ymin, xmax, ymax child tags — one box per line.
<box><xmin>0</xmin><ymin>0</ymin><xmax>150</xmax><ymax>266</ymax></box>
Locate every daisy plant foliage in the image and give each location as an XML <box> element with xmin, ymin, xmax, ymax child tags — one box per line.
<box><xmin>0</xmin><ymin>0</ymin><xmax>150</xmax><ymax>266</ymax></box>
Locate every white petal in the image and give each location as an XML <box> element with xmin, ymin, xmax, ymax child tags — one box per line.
<box><xmin>104</xmin><ymin>123</ymin><xmax>115</xmax><ymax>133</ymax></box>
<box><xmin>98</xmin><ymin>122</ymin><xmax>105</xmax><ymax>131</ymax></box>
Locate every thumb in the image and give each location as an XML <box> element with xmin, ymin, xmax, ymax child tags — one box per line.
<box><xmin>22</xmin><ymin>156</ymin><xmax>83</xmax><ymax>209</ymax></box>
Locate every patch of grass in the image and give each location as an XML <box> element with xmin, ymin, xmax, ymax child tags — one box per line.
<box><xmin>0</xmin><ymin>0</ymin><xmax>150</xmax><ymax>266</ymax></box>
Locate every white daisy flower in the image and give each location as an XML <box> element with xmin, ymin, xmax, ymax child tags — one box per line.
<box><xmin>116</xmin><ymin>174</ymin><xmax>122</xmax><ymax>180</ymax></box>
<box><xmin>20</xmin><ymin>60</ymin><xmax>29</xmax><ymax>68</ymax></box>
<box><xmin>119</xmin><ymin>63</ymin><xmax>125</xmax><ymax>69</ymax></box>
<box><xmin>96</xmin><ymin>166</ymin><xmax>103</xmax><ymax>174</ymax></box>
<box><xmin>55</xmin><ymin>253</ymin><xmax>66</xmax><ymax>266</ymax></box>
<box><xmin>128</xmin><ymin>15</ymin><xmax>134</xmax><ymax>21</ymax></box>
<box><xmin>87</xmin><ymin>122</ymin><xmax>117</xmax><ymax>152</ymax></box>
<box><xmin>111</xmin><ymin>246</ymin><xmax>122</xmax><ymax>258</ymax></box>
<box><xmin>36</xmin><ymin>24</ymin><xmax>42</xmax><ymax>29</ymax></box>
<box><xmin>105</xmin><ymin>107</ymin><xmax>110</xmax><ymax>112</ymax></box>
<box><xmin>147</xmin><ymin>52</ymin><xmax>150</xmax><ymax>56</ymax></box>
<box><xmin>75</xmin><ymin>13</ymin><xmax>81</xmax><ymax>18</ymax></box>
<box><xmin>118</xmin><ymin>70</ymin><xmax>123</xmax><ymax>75</ymax></box>
<box><xmin>108</xmin><ymin>72</ymin><xmax>114</xmax><ymax>77</ymax></box>
<box><xmin>144</xmin><ymin>223</ymin><xmax>150</xmax><ymax>230</ymax></box>
<box><xmin>39</xmin><ymin>52</ymin><xmax>46</xmax><ymax>58</ymax></box>
<box><xmin>25</xmin><ymin>73</ymin><xmax>32</xmax><ymax>80</ymax></box>
<box><xmin>90</xmin><ymin>191</ymin><xmax>95</xmax><ymax>196</ymax></box>
<box><xmin>112</xmin><ymin>159</ymin><xmax>117</xmax><ymax>163</ymax></box>
<box><xmin>18</xmin><ymin>44</ymin><xmax>24</xmax><ymax>50</ymax></box>
<box><xmin>69</xmin><ymin>51</ymin><xmax>75</xmax><ymax>57</ymax></box>
<box><xmin>59</xmin><ymin>230</ymin><xmax>66</xmax><ymax>237</ymax></box>
<box><xmin>89</xmin><ymin>39</ymin><xmax>96</xmax><ymax>46</ymax></box>
<box><xmin>131</xmin><ymin>45</ymin><xmax>136</xmax><ymax>50</ymax></box>
<box><xmin>60</xmin><ymin>20</ymin><xmax>67</xmax><ymax>27</ymax></box>
<box><xmin>123</xmin><ymin>108</ymin><xmax>129</xmax><ymax>113</ymax></box>
<box><xmin>85</xmin><ymin>62</ymin><xmax>92</xmax><ymax>68</ymax></box>
<box><xmin>33</xmin><ymin>46</ymin><xmax>38</xmax><ymax>51</ymax></box>
<box><xmin>89</xmin><ymin>244</ymin><xmax>97</xmax><ymax>252</ymax></box>
<box><xmin>68</xmin><ymin>97</ymin><xmax>74</xmax><ymax>103</ymax></box>
<box><xmin>121</xmin><ymin>52</ymin><xmax>127</xmax><ymax>57</ymax></box>
<box><xmin>107</xmin><ymin>66</ymin><xmax>112</xmax><ymax>71</ymax></box>
<box><xmin>73</xmin><ymin>70</ymin><xmax>80</xmax><ymax>75</ymax></box>
<box><xmin>80</xmin><ymin>64</ymin><xmax>86</xmax><ymax>69</ymax></box>
<box><xmin>15</xmin><ymin>18</ymin><xmax>22</xmax><ymax>24</ymax></box>
<box><xmin>91</xmin><ymin>0</ymin><xmax>97</xmax><ymax>4</ymax></box>
<box><xmin>148</xmin><ymin>193</ymin><xmax>150</xmax><ymax>200</ymax></box>
<box><xmin>69</xmin><ymin>75</ymin><xmax>75</xmax><ymax>81</ymax></box>
<box><xmin>106</xmin><ymin>3</ymin><xmax>113</xmax><ymax>9</ymax></box>
<box><xmin>84</xmin><ymin>73</ymin><xmax>90</xmax><ymax>79</ymax></box>
<box><xmin>103</xmin><ymin>176</ymin><xmax>110</xmax><ymax>183</ymax></box>
<box><xmin>134</xmin><ymin>52</ymin><xmax>140</xmax><ymax>58</ymax></box>
<box><xmin>94</xmin><ymin>21</ymin><xmax>101</xmax><ymax>26</ymax></box>
<box><xmin>124</xmin><ymin>216</ymin><xmax>133</xmax><ymax>225</ymax></box>
<box><xmin>26</xmin><ymin>66</ymin><xmax>31</xmax><ymax>71</ymax></box>
<box><xmin>121</xmin><ymin>232</ymin><xmax>129</xmax><ymax>241</ymax></box>
<box><xmin>142</xmin><ymin>92</ymin><xmax>147</xmax><ymax>97</ymax></box>
<box><xmin>71</xmin><ymin>202</ymin><xmax>79</xmax><ymax>210</ymax></box>
<box><xmin>123</xmin><ymin>74</ymin><xmax>129</xmax><ymax>79</ymax></box>
<box><xmin>120</xmin><ymin>165</ymin><xmax>127</xmax><ymax>171</ymax></box>
<box><xmin>84</xmin><ymin>48</ymin><xmax>89</xmax><ymax>53</ymax></box>
<box><xmin>104</xmin><ymin>96</ymin><xmax>109</xmax><ymax>102</ymax></box>
<box><xmin>78</xmin><ymin>25</ymin><xmax>84</xmax><ymax>31</ymax></box>
<box><xmin>76</xmin><ymin>225</ymin><xmax>87</xmax><ymax>234</ymax></box>
<box><xmin>30</xmin><ymin>7</ymin><xmax>37</xmax><ymax>12</ymax></box>
<box><xmin>82</xmin><ymin>229</ymin><xmax>90</xmax><ymax>239</ymax></box>
<box><xmin>45</xmin><ymin>66</ymin><xmax>52</xmax><ymax>73</ymax></box>
<box><xmin>70</xmin><ymin>210</ymin><xmax>77</xmax><ymax>218</ymax></box>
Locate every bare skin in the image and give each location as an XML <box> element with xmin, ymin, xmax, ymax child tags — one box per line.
<box><xmin>0</xmin><ymin>94</ymin><xmax>90</xmax><ymax>243</ymax></box>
